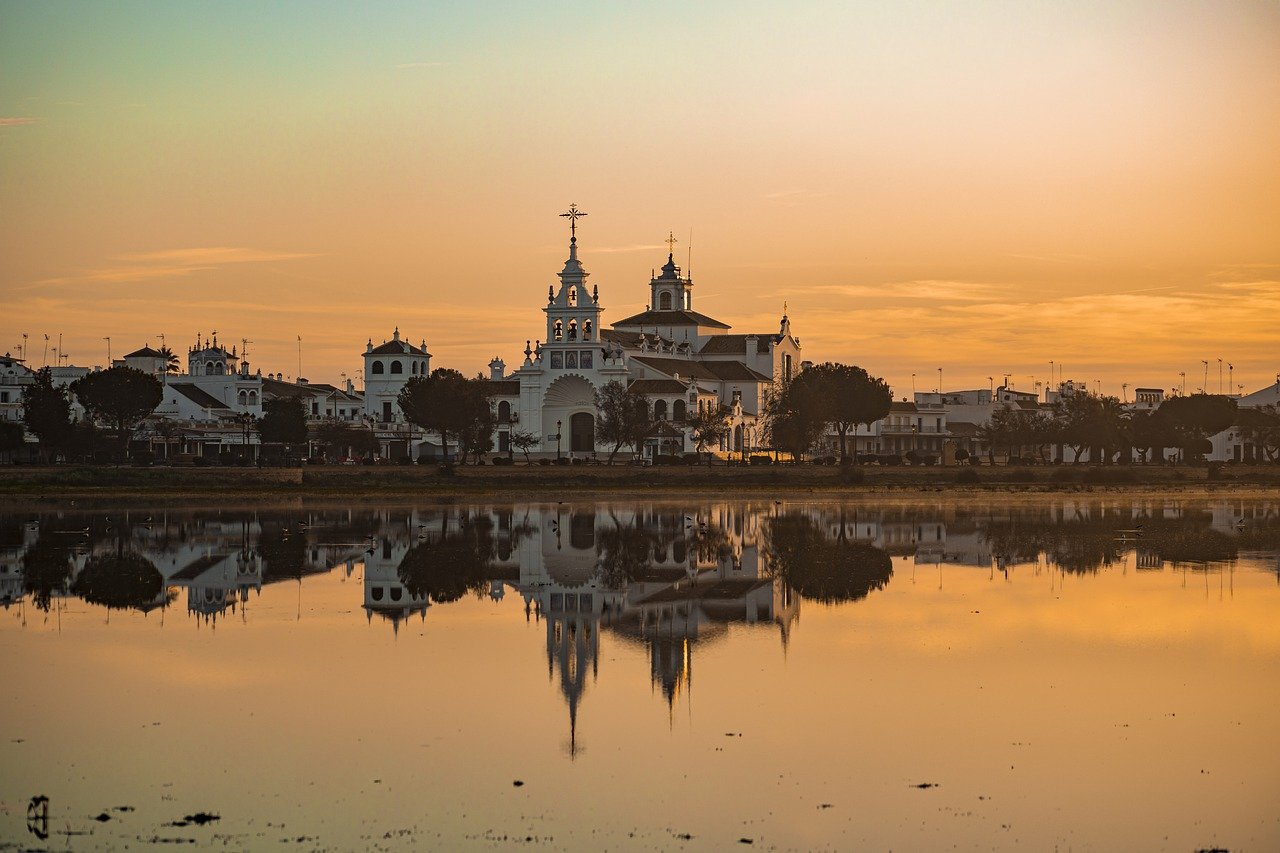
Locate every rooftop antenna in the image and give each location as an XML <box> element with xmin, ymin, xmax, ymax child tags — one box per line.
<box><xmin>297</xmin><ymin>336</ymin><xmax>303</xmax><ymax>380</ymax></box>
<box><xmin>42</xmin><ymin>334</ymin><xmax>49</xmax><ymax>367</ymax></box>
<box><xmin>687</xmin><ymin>227</ymin><xmax>693</xmax><ymax>282</ymax></box>
<box><xmin>21</xmin><ymin>332</ymin><xmax>27</xmax><ymax>361</ymax></box>
<box><xmin>103</xmin><ymin>336</ymin><xmax>111</xmax><ymax>363</ymax></box>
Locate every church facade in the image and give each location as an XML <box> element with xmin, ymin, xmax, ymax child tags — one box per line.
<box><xmin>489</xmin><ymin>211</ymin><xmax>803</xmax><ymax>460</ymax></box>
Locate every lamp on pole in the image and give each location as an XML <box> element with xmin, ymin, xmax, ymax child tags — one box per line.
<box><xmin>556</xmin><ymin>420</ymin><xmax>562</xmax><ymax>461</ymax></box>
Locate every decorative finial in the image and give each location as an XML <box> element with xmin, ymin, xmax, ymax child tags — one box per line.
<box><xmin>665</xmin><ymin>230</ymin><xmax>678</xmax><ymax>259</ymax></box>
<box><xmin>783</xmin><ymin>300</ymin><xmax>788</xmax><ymax>316</ymax></box>
<box><xmin>560</xmin><ymin>203</ymin><xmax>587</xmax><ymax>242</ymax></box>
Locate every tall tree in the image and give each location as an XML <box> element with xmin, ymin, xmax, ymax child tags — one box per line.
<box><xmin>1126</xmin><ymin>409</ymin><xmax>1178</xmax><ymax>464</ymax></box>
<box><xmin>157</xmin><ymin>345</ymin><xmax>180</xmax><ymax>376</ymax></box>
<box><xmin>766</xmin><ymin>513</ymin><xmax>893</xmax><ymax>603</ymax></box>
<box><xmin>1053</xmin><ymin>392</ymin><xmax>1127</xmax><ymax>463</ymax></box>
<box><xmin>595</xmin><ymin>380</ymin><xmax>649</xmax><ymax>464</ymax></box>
<box><xmin>398</xmin><ymin>368</ymin><xmax>481</xmax><ymax>461</ymax></box>
<box><xmin>259</xmin><ymin>396</ymin><xmax>309</xmax><ymax>456</ymax></box>
<box><xmin>0</xmin><ymin>422</ymin><xmax>26</xmax><ymax>458</ymax></box>
<box><xmin>1236</xmin><ymin>404</ymin><xmax>1280</xmax><ymax>462</ymax></box>
<box><xmin>765</xmin><ymin>385</ymin><xmax>824</xmax><ymax>459</ymax></box>
<box><xmin>778</xmin><ymin>363</ymin><xmax>892</xmax><ymax>463</ymax></box>
<box><xmin>71</xmin><ymin>366</ymin><xmax>163</xmax><ymax>457</ymax></box>
<box><xmin>20</xmin><ymin>368</ymin><xmax>73</xmax><ymax>460</ymax></box>
<box><xmin>1158</xmin><ymin>394</ymin><xmax>1237</xmax><ymax>461</ymax></box>
<box><xmin>689</xmin><ymin>404</ymin><xmax>731</xmax><ymax>466</ymax></box>
<box><xmin>458</xmin><ymin>383</ymin><xmax>497</xmax><ymax>463</ymax></box>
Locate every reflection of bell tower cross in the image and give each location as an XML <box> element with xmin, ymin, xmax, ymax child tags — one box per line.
<box><xmin>560</xmin><ymin>204</ymin><xmax>587</xmax><ymax>243</ymax></box>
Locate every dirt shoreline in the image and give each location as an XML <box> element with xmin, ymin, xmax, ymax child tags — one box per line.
<box><xmin>1</xmin><ymin>463</ymin><xmax>1276</xmax><ymax>505</ymax></box>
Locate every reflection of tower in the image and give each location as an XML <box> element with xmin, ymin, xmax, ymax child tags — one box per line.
<box><xmin>364</xmin><ymin>535</ymin><xmax>428</xmax><ymax>634</ymax></box>
<box><xmin>545</xmin><ymin>589</ymin><xmax>601</xmax><ymax>757</ymax></box>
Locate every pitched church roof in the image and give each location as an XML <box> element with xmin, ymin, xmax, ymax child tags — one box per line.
<box><xmin>698</xmin><ymin>334</ymin><xmax>776</xmax><ymax>355</ymax></box>
<box><xmin>369</xmin><ymin>339</ymin><xmax>428</xmax><ymax>356</ymax></box>
<box><xmin>123</xmin><ymin>346</ymin><xmax>164</xmax><ymax>358</ymax></box>
<box><xmin>631</xmin><ymin>356</ymin><xmax>771</xmax><ymax>383</ymax></box>
<box><xmin>612</xmin><ymin>309</ymin><xmax>731</xmax><ymax>330</ymax></box>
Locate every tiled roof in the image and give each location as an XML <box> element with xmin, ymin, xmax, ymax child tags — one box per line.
<box><xmin>123</xmin><ymin>346</ymin><xmax>164</xmax><ymax>358</ymax></box>
<box><xmin>368</xmin><ymin>339</ymin><xmax>428</xmax><ymax>356</ymax></box>
<box><xmin>631</xmin><ymin>356</ymin><xmax>770</xmax><ymax>383</ymax></box>
<box><xmin>627</xmin><ymin>379</ymin><xmax>690</xmax><ymax>394</ymax></box>
<box><xmin>482</xmin><ymin>380</ymin><xmax>521</xmax><ymax>396</ymax></box>
<box><xmin>612</xmin><ymin>309</ymin><xmax>731</xmax><ymax>330</ymax></box>
<box><xmin>948</xmin><ymin>421</ymin><xmax>980</xmax><ymax>436</ymax></box>
<box><xmin>260</xmin><ymin>377</ymin><xmax>313</xmax><ymax>399</ymax></box>
<box><xmin>170</xmin><ymin>383</ymin><xmax>231</xmax><ymax>410</ymax></box>
<box><xmin>890</xmin><ymin>401</ymin><xmax>919</xmax><ymax>413</ymax></box>
<box><xmin>698</xmin><ymin>334</ymin><xmax>775</xmax><ymax>355</ymax></box>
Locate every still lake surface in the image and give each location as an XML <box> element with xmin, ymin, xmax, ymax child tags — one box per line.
<box><xmin>1</xmin><ymin>495</ymin><xmax>1278</xmax><ymax>851</ymax></box>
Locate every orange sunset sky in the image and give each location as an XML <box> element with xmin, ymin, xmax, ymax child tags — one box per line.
<box><xmin>2</xmin><ymin>1</ymin><xmax>1278</xmax><ymax>399</ymax></box>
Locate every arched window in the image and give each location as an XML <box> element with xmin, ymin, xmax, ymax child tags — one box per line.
<box><xmin>390</xmin><ymin>360</ymin><xmax>403</xmax><ymax>374</ymax></box>
<box><xmin>554</xmin><ymin>319</ymin><xmax>564</xmax><ymax>341</ymax></box>
<box><xmin>654</xmin><ymin>399</ymin><xmax>668</xmax><ymax>420</ymax></box>
<box><xmin>411</xmin><ymin>362</ymin><xmax>417</xmax><ymax>375</ymax></box>
<box><xmin>584</xmin><ymin>320</ymin><xmax>592</xmax><ymax>340</ymax></box>
<box><xmin>659</xmin><ymin>291</ymin><xmax>672</xmax><ymax>310</ymax></box>
<box><xmin>371</xmin><ymin>587</ymin><xmax>384</xmax><ymax>602</ymax></box>
<box><xmin>214</xmin><ymin>362</ymin><xmax>224</xmax><ymax>375</ymax></box>
<box><xmin>371</xmin><ymin>361</ymin><xmax>384</xmax><ymax>375</ymax></box>
<box><xmin>672</xmin><ymin>400</ymin><xmax>686</xmax><ymax>421</ymax></box>
<box><xmin>567</xmin><ymin>319</ymin><xmax>578</xmax><ymax>340</ymax></box>
<box><xmin>248</xmin><ymin>391</ymin><xmax>258</xmax><ymax>403</ymax></box>
<box><xmin>205</xmin><ymin>361</ymin><xmax>215</xmax><ymax>375</ymax></box>
<box><xmin>498</xmin><ymin>401</ymin><xmax>511</xmax><ymax>423</ymax></box>
<box><xmin>238</xmin><ymin>390</ymin><xmax>247</xmax><ymax>402</ymax></box>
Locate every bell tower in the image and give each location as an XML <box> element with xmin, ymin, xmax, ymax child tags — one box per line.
<box><xmin>649</xmin><ymin>232</ymin><xmax>692</xmax><ymax>311</ymax></box>
<box><xmin>544</xmin><ymin>204</ymin><xmax>602</xmax><ymax>351</ymax></box>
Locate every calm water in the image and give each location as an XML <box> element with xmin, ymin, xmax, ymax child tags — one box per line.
<box><xmin>2</xmin><ymin>496</ymin><xmax>1279</xmax><ymax>851</ymax></box>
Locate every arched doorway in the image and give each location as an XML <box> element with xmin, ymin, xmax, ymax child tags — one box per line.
<box><xmin>570</xmin><ymin>412</ymin><xmax>594</xmax><ymax>453</ymax></box>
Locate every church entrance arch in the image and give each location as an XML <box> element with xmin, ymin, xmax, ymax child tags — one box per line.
<box><xmin>570</xmin><ymin>412</ymin><xmax>594</xmax><ymax>453</ymax></box>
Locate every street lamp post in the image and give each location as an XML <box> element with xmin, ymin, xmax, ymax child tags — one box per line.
<box><xmin>556</xmin><ymin>420</ymin><xmax>562</xmax><ymax>461</ymax></box>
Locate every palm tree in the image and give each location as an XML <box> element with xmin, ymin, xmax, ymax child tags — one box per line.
<box><xmin>157</xmin><ymin>345</ymin><xmax>180</xmax><ymax>377</ymax></box>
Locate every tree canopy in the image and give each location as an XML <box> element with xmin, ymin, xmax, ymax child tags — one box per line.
<box><xmin>1052</xmin><ymin>392</ymin><xmax>1127</xmax><ymax>463</ymax></box>
<box><xmin>765</xmin><ymin>513</ymin><xmax>893</xmax><ymax>603</ymax></box>
<box><xmin>71</xmin><ymin>366</ymin><xmax>163</xmax><ymax>455</ymax></box>
<box><xmin>594</xmin><ymin>380</ymin><xmax>650</xmax><ymax>464</ymax></box>
<box><xmin>398</xmin><ymin>368</ymin><xmax>490</xmax><ymax>461</ymax></box>
<box><xmin>20</xmin><ymin>368</ymin><xmax>73</xmax><ymax>457</ymax></box>
<box><xmin>259</xmin><ymin>396</ymin><xmax>309</xmax><ymax>448</ymax></box>
<box><xmin>772</xmin><ymin>363</ymin><xmax>891</xmax><ymax>462</ymax></box>
<box><xmin>1158</xmin><ymin>394</ymin><xmax>1237</xmax><ymax>459</ymax></box>
<box><xmin>689</xmin><ymin>403</ymin><xmax>730</xmax><ymax>464</ymax></box>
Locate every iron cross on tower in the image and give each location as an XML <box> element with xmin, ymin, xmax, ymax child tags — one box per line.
<box><xmin>560</xmin><ymin>204</ymin><xmax>587</xmax><ymax>241</ymax></box>
<box><xmin>666</xmin><ymin>231</ymin><xmax>678</xmax><ymax>256</ymax></box>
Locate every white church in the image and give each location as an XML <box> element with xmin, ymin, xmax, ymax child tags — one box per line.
<box><xmin>371</xmin><ymin>208</ymin><xmax>804</xmax><ymax>460</ymax></box>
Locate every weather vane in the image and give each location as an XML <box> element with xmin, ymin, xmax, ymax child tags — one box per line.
<box><xmin>560</xmin><ymin>204</ymin><xmax>587</xmax><ymax>241</ymax></box>
<box><xmin>665</xmin><ymin>231</ymin><xmax>678</xmax><ymax>255</ymax></box>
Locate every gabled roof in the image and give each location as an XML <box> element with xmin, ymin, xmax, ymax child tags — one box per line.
<box><xmin>890</xmin><ymin>401</ymin><xmax>919</xmax><ymax>413</ymax></box>
<box><xmin>170</xmin><ymin>383</ymin><xmax>231</xmax><ymax>410</ymax></box>
<box><xmin>260</xmin><ymin>377</ymin><xmax>313</xmax><ymax>400</ymax></box>
<box><xmin>123</xmin><ymin>346</ymin><xmax>164</xmax><ymax>359</ymax></box>
<box><xmin>612</xmin><ymin>309</ymin><xmax>731</xmax><ymax>330</ymax></box>
<box><xmin>631</xmin><ymin>356</ymin><xmax>771</xmax><ymax>383</ymax></box>
<box><xmin>698</xmin><ymin>334</ymin><xmax>776</xmax><ymax>355</ymax></box>
<box><xmin>948</xmin><ymin>421</ymin><xmax>981</xmax><ymax>436</ymax></box>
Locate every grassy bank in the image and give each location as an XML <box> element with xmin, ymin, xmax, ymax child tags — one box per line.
<box><xmin>1</xmin><ymin>462</ymin><xmax>1277</xmax><ymax>499</ymax></box>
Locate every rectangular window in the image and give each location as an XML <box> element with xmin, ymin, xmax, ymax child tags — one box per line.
<box><xmin>499</xmin><ymin>431</ymin><xmax>510</xmax><ymax>451</ymax></box>
<box><xmin>579</xmin><ymin>350</ymin><xmax>593</xmax><ymax>369</ymax></box>
<box><xmin>0</xmin><ymin>392</ymin><xmax>7</xmax><ymax>403</ymax></box>
<box><xmin>550</xmin><ymin>351</ymin><xmax>564</xmax><ymax>369</ymax></box>
<box><xmin>382</xmin><ymin>401</ymin><xmax>393</xmax><ymax>421</ymax></box>
<box><xmin>550</xmin><ymin>593</ymin><xmax>563</xmax><ymax>611</ymax></box>
<box><xmin>565</xmin><ymin>351</ymin><xmax>578</xmax><ymax>369</ymax></box>
<box><xmin>312</xmin><ymin>402</ymin><xmax>319</xmax><ymax>415</ymax></box>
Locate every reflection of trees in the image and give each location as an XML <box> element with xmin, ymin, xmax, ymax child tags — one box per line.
<box><xmin>22</xmin><ymin>535</ymin><xmax>74</xmax><ymax>612</ymax></box>
<box><xmin>981</xmin><ymin>504</ymin><xmax>1251</xmax><ymax>572</ymax></box>
<box><xmin>765</xmin><ymin>513</ymin><xmax>892</xmax><ymax>603</ymax></box>
<box><xmin>71</xmin><ymin>550</ymin><xmax>167</xmax><ymax>611</ymax></box>
<box><xmin>398</xmin><ymin>511</ymin><xmax>494</xmax><ymax>603</ymax></box>
<box><xmin>594</xmin><ymin>519</ymin><xmax>657</xmax><ymax>589</ymax></box>
<box><xmin>256</xmin><ymin>519</ymin><xmax>309</xmax><ymax>582</ymax></box>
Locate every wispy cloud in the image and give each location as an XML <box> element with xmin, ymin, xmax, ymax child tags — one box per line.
<box><xmin>26</xmin><ymin>247</ymin><xmax>320</xmax><ymax>289</ymax></box>
<box><xmin>0</xmin><ymin>117</ymin><xmax>39</xmax><ymax>127</ymax></box>
<box><xmin>794</xmin><ymin>280</ymin><xmax>1006</xmax><ymax>302</ymax></box>
<box><xmin>591</xmin><ymin>243</ymin><xmax>668</xmax><ymax>254</ymax></box>
<box><xmin>396</xmin><ymin>61</ymin><xmax>447</xmax><ymax>70</ymax></box>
